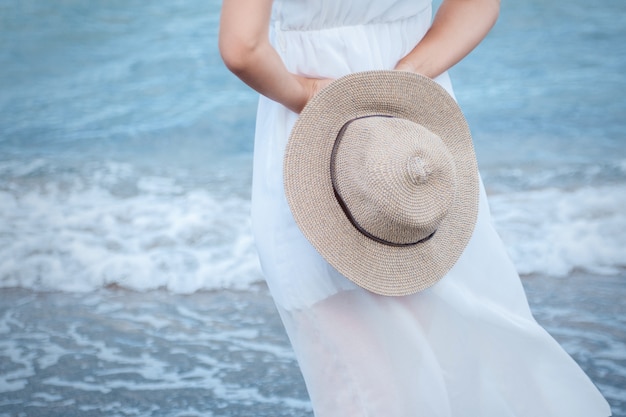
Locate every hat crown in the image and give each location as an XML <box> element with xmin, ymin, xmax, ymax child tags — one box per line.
<box><xmin>332</xmin><ymin>116</ymin><xmax>457</xmax><ymax>245</ymax></box>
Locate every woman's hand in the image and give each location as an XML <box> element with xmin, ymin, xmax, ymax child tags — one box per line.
<box><xmin>394</xmin><ymin>0</ymin><xmax>500</xmax><ymax>78</ymax></box>
<box><xmin>293</xmin><ymin>76</ymin><xmax>334</xmax><ymax>113</ymax></box>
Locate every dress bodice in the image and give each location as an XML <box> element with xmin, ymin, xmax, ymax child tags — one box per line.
<box><xmin>273</xmin><ymin>0</ymin><xmax>432</xmax><ymax>31</ymax></box>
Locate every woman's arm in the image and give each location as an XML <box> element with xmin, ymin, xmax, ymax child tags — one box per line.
<box><xmin>218</xmin><ymin>0</ymin><xmax>331</xmax><ymax>113</ymax></box>
<box><xmin>395</xmin><ymin>0</ymin><xmax>500</xmax><ymax>78</ymax></box>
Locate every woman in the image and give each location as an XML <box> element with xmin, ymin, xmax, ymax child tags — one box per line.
<box><xmin>219</xmin><ymin>0</ymin><xmax>611</xmax><ymax>415</ymax></box>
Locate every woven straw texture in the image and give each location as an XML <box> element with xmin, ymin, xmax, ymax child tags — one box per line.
<box><xmin>283</xmin><ymin>70</ymin><xmax>479</xmax><ymax>296</ymax></box>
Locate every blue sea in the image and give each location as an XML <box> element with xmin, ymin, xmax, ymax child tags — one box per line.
<box><xmin>0</xmin><ymin>0</ymin><xmax>625</xmax><ymax>416</ymax></box>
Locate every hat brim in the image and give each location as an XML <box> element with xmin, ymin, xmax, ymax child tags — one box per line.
<box><xmin>284</xmin><ymin>70</ymin><xmax>479</xmax><ymax>296</ymax></box>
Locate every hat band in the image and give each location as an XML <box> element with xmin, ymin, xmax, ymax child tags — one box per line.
<box><xmin>330</xmin><ymin>115</ymin><xmax>437</xmax><ymax>248</ymax></box>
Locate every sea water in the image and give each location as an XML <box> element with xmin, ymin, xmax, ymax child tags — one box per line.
<box><xmin>0</xmin><ymin>0</ymin><xmax>625</xmax><ymax>416</ymax></box>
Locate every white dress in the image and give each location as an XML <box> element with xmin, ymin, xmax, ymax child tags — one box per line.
<box><xmin>251</xmin><ymin>0</ymin><xmax>612</xmax><ymax>415</ymax></box>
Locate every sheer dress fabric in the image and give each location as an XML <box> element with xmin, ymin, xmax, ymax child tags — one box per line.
<box><xmin>250</xmin><ymin>0</ymin><xmax>612</xmax><ymax>415</ymax></box>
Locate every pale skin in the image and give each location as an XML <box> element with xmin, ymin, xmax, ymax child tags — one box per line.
<box><xmin>219</xmin><ymin>0</ymin><xmax>500</xmax><ymax>114</ymax></box>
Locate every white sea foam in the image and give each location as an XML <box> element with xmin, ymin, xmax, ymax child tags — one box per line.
<box><xmin>31</xmin><ymin>392</ymin><xmax>64</xmax><ymax>402</ymax></box>
<box><xmin>0</xmin><ymin>159</ymin><xmax>624</xmax><ymax>293</ymax></box>
<box><xmin>489</xmin><ymin>184</ymin><xmax>626</xmax><ymax>277</ymax></box>
<box><xmin>37</xmin><ymin>343</ymin><xmax>68</xmax><ymax>369</ymax></box>
<box><xmin>0</xmin><ymin>161</ymin><xmax>262</xmax><ymax>293</ymax></box>
<box><xmin>0</xmin><ymin>340</ymin><xmax>36</xmax><ymax>392</ymax></box>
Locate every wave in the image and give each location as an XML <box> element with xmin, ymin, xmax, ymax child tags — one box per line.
<box><xmin>0</xmin><ymin>160</ymin><xmax>261</xmax><ymax>293</ymax></box>
<box><xmin>489</xmin><ymin>184</ymin><xmax>626</xmax><ymax>277</ymax></box>
<box><xmin>0</xmin><ymin>159</ymin><xmax>624</xmax><ymax>293</ymax></box>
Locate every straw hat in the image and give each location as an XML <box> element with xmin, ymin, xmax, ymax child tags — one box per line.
<box><xmin>283</xmin><ymin>70</ymin><xmax>479</xmax><ymax>296</ymax></box>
